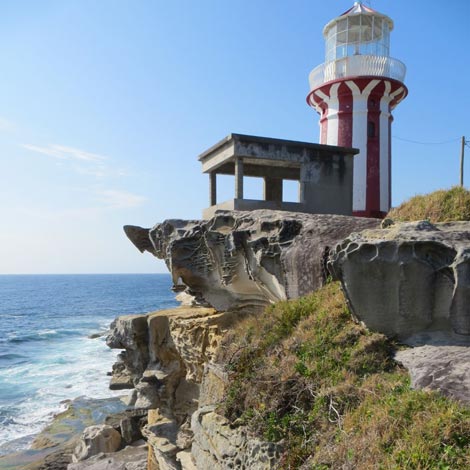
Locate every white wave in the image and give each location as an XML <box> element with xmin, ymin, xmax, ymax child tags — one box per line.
<box><xmin>0</xmin><ymin>334</ymin><xmax>123</xmax><ymax>450</ymax></box>
<box><xmin>37</xmin><ymin>329</ymin><xmax>58</xmax><ymax>336</ymax></box>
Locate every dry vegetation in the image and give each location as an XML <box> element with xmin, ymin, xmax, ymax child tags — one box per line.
<box><xmin>387</xmin><ymin>186</ymin><xmax>470</xmax><ymax>223</ymax></box>
<box><xmin>217</xmin><ymin>283</ymin><xmax>470</xmax><ymax>469</ymax></box>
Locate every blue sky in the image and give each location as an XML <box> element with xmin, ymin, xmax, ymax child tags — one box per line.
<box><xmin>1</xmin><ymin>0</ymin><xmax>469</xmax><ymax>274</ymax></box>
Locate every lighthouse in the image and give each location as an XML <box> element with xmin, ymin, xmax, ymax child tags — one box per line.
<box><xmin>307</xmin><ymin>2</ymin><xmax>407</xmax><ymax>218</ymax></box>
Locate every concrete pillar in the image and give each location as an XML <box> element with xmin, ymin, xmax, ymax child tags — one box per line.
<box><xmin>298</xmin><ymin>180</ymin><xmax>304</xmax><ymax>204</ymax></box>
<box><xmin>264</xmin><ymin>177</ymin><xmax>283</xmax><ymax>202</ymax></box>
<box><xmin>209</xmin><ymin>172</ymin><xmax>217</xmax><ymax>206</ymax></box>
<box><xmin>299</xmin><ymin>165</ymin><xmax>307</xmax><ymax>204</ymax></box>
<box><xmin>235</xmin><ymin>158</ymin><xmax>244</xmax><ymax>199</ymax></box>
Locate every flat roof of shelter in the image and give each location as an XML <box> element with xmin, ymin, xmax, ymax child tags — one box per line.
<box><xmin>199</xmin><ymin>133</ymin><xmax>359</xmax><ymax>174</ymax></box>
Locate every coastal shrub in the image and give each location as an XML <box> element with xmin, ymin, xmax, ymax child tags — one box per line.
<box><xmin>387</xmin><ymin>186</ymin><xmax>470</xmax><ymax>222</ymax></box>
<box><xmin>218</xmin><ymin>282</ymin><xmax>470</xmax><ymax>469</ymax></box>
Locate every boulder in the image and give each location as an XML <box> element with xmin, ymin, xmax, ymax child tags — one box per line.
<box><xmin>67</xmin><ymin>443</ymin><xmax>147</xmax><ymax>470</ymax></box>
<box><xmin>106</xmin><ymin>315</ymin><xmax>149</xmax><ymax>383</ymax></box>
<box><xmin>330</xmin><ymin>220</ymin><xmax>470</xmax><ymax>339</ymax></box>
<box><xmin>124</xmin><ymin>210</ymin><xmax>379</xmax><ymax>312</ymax></box>
<box><xmin>191</xmin><ymin>406</ymin><xmax>281</xmax><ymax>470</ymax></box>
<box><xmin>105</xmin><ymin>409</ymin><xmax>148</xmax><ymax>445</ymax></box>
<box><xmin>394</xmin><ymin>331</ymin><xmax>470</xmax><ymax>403</ymax></box>
<box><xmin>72</xmin><ymin>425</ymin><xmax>122</xmax><ymax>462</ymax></box>
<box><xmin>143</xmin><ymin>414</ymin><xmax>180</xmax><ymax>470</ymax></box>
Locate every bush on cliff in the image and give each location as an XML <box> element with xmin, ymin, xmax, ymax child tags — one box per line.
<box><xmin>387</xmin><ymin>186</ymin><xmax>470</xmax><ymax>222</ymax></box>
<box><xmin>218</xmin><ymin>283</ymin><xmax>470</xmax><ymax>469</ymax></box>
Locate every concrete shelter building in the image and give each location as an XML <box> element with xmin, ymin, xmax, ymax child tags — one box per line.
<box><xmin>200</xmin><ymin>134</ymin><xmax>357</xmax><ymax>219</ymax></box>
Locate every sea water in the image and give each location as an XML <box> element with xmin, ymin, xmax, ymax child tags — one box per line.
<box><xmin>0</xmin><ymin>274</ymin><xmax>177</xmax><ymax>455</ymax></box>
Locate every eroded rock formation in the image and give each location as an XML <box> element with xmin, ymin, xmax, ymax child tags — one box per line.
<box><xmin>106</xmin><ymin>306</ymin><xmax>256</xmax><ymax>469</ymax></box>
<box><xmin>96</xmin><ymin>214</ymin><xmax>470</xmax><ymax>469</ymax></box>
<box><xmin>113</xmin><ymin>211</ymin><xmax>379</xmax><ymax>468</ymax></box>
<box><xmin>124</xmin><ymin>210</ymin><xmax>379</xmax><ymax>311</ymax></box>
<box><xmin>330</xmin><ymin>220</ymin><xmax>470</xmax><ymax>338</ymax></box>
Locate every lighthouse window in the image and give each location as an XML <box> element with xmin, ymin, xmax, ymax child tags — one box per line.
<box><xmin>347</xmin><ymin>15</ymin><xmax>361</xmax><ymax>43</ymax></box>
<box><xmin>337</xmin><ymin>18</ymin><xmax>347</xmax><ymax>33</ymax></box>
<box><xmin>368</xmin><ymin>121</ymin><xmax>376</xmax><ymax>138</ymax></box>
<box><xmin>324</xmin><ymin>13</ymin><xmax>391</xmax><ymax>62</ymax></box>
<box><xmin>373</xmin><ymin>18</ymin><xmax>383</xmax><ymax>40</ymax></box>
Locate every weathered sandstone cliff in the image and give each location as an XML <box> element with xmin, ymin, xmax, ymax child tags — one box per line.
<box><xmin>124</xmin><ymin>210</ymin><xmax>379</xmax><ymax>311</ymax></box>
<box><xmin>74</xmin><ymin>213</ymin><xmax>470</xmax><ymax>469</ymax></box>
<box><xmin>103</xmin><ymin>210</ymin><xmax>377</xmax><ymax>469</ymax></box>
<box><xmin>105</xmin><ymin>305</ymin><xmax>283</xmax><ymax>469</ymax></box>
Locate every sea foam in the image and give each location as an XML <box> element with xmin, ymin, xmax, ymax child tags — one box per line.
<box><xmin>0</xmin><ymin>274</ymin><xmax>177</xmax><ymax>455</ymax></box>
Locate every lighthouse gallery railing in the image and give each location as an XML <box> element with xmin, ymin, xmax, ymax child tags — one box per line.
<box><xmin>309</xmin><ymin>55</ymin><xmax>406</xmax><ymax>90</ymax></box>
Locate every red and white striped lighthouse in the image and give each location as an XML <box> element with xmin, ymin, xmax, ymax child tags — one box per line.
<box><xmin>307</xmin><ymin>2</ymin><xmax>407</xmax><ymax>218</ymax></box>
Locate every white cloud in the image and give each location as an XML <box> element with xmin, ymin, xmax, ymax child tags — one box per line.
<box><xmin>95</xmin><ymin>189</ymin><xmax>146</xmax><ymax>209</ymax></box>
<box><xmin>21</xmin><ymin>143</ymin><xmax>107</xmax><ymax>162</ymax></box>
<box><xmin>21</xmin><ymin>142</ymin><xmax>129</xmax><ymax>179</ymax></box>
<box><xmin>19</xmin><ymin>143</ymin><xmax>143</xmax><ymax>212</ymax></box>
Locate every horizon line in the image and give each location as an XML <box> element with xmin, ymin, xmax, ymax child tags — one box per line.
<box><xmin>0</xmin><ymin>272</ymin><xmax>169</xmax><ymax>276</ymax></box>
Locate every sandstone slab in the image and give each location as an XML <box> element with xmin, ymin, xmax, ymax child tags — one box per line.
<box><xmin>67</xmin><ymin>444</ymin><xmax>147</xmax><ymax>470</ymax></box>
<box><xmin>330</xmin><ymin>221</ymin><xmax>470</xmax><ymax>338</ymax></box>
<box><xmin>395</xmin><ymin>331</ymin><xmax>470</xmax><ymax>403</ymax></box>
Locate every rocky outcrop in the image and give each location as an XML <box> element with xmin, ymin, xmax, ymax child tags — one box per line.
<box><xmin>115</xmin><ymin>210</ymin><xmax>379</xmax><ymax>468</ymax></box>
<box><xmin>102</xmin><ymin>213</ymin><xmax>470</xmax><ymax>469</ymax></box>
<box><xmin>107</xmin><ymin>315</ymin><xmax>149</xmax><ymax>390</ymax></box>
<box><xmin>191</xmin><ymin>407</ymin><xmax>281</xmax><ymax>470</ymax></box>
<box><xmin>106</xmin><ymin>306</ymin><xmax>243</xmax><ymax>470</ymax></box>
<box><xmin>124</xmin><ymin>210</ymin><xmax>379</xmax><ymax>312</ymax></box>
<box><xmin>330</xmin><ymin>220</ymin><xmax>470</xmax><ymax>339</ymax></box>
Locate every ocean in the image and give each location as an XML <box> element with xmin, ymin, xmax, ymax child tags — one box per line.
<box><xmin>0</xmin><ymin>274</ymin><xmax>177</xmax><ymax>456</ymax></box>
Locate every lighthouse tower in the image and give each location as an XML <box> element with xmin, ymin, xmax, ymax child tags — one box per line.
<box><xmin>307</xmin><ymin>2</ymin><xmax>407</xmax><ymax>218</ymax></box>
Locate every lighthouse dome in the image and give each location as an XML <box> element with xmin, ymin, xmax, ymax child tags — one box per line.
<box><xmin>323</xmin><ymin>2</ymin><xmax>394</xmax><ymax>62</ymax></box>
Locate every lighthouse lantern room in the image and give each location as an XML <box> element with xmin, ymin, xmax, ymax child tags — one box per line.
<box><xmin>307</xmin><ymin>2</ymin><xmax>407</xmax><ymax>218</ymax></box>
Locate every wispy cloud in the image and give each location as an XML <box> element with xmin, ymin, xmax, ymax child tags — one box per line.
<box><xmin>21</xmin><ymin>143</ymin><xmax>107</xmax><ymax>162</ymax></box>
<box><xmin>21</xmin><ymin>142</ymin><xmax>129</xmax><ymax>178</ymax></box>
<box><xmin>95</xmin><ymin>189</ymin><xmax>146</xmax><ymax>209</ymax></box>
<box><xmin>19</xmin><ymin>143</ymin><xmax>143</xmax><ymax>212</ymax></box>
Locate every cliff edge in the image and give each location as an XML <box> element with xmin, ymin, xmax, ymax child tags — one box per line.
<box><xmin>124</xmin><ymin>210</ymin><xmax>379</xmax><ymax>311</ymax></box>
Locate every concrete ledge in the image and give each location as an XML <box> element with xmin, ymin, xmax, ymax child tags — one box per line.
<box><xmin>203</xmin><ymin>199</ymin><xmax>304</xmax><ymax>219</ymax></box>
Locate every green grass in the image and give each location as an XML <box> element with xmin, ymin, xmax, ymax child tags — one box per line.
<box><xmin>217</xmin><ymin>283</ymin><xmax>470</xmax><ymax>469</ymax></box>
<box><xmin>387</xmin><ymin>186</ymin><xmax>470</xmax><ymax>223</ymax></box>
